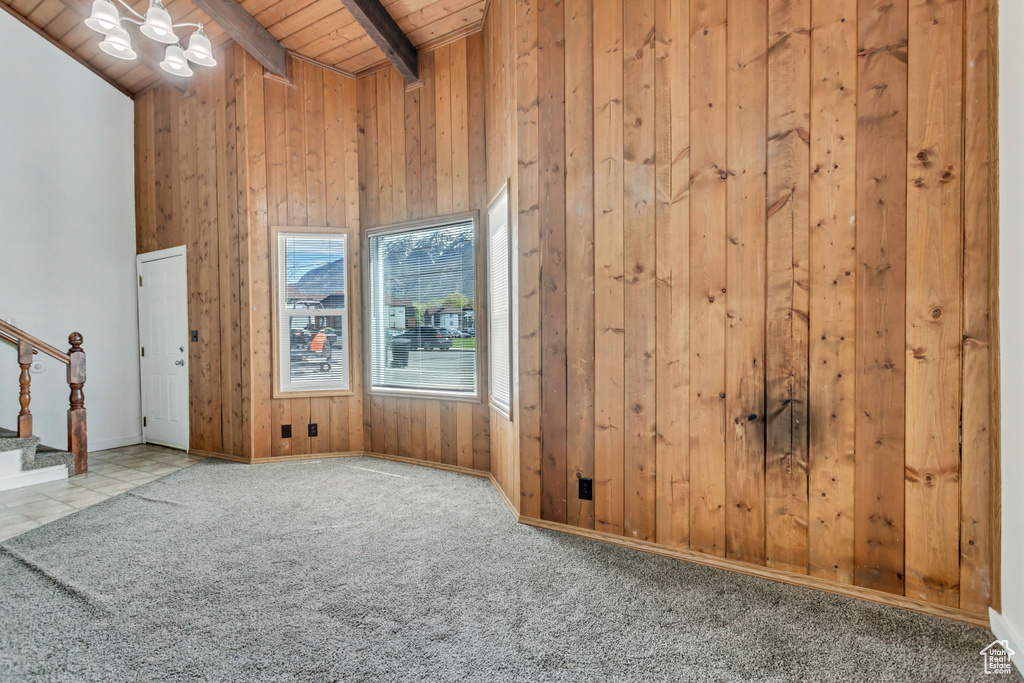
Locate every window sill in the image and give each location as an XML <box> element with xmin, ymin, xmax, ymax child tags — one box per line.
<box><xmin>367</xmin><ymin>388</ymin><xmax>482</xmax><ymax>404</ymax></box>
<box><xmin>272</xmin><ymin>389</ymin><xmax>356</xmax><ymax>400</ymax></box>
<box><xmin>489</xmin><ymin>402</ymin><xmax>512</xmax><ymax>421</ymax></box>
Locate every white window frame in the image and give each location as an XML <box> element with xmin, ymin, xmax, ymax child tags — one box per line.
<box><xmin>487</xmin><ymin>183</ymin><xmax>513</xmax><ymax>419</ymax></box>
<box><xmin>271</xmin><ymin>225</ymin><xmax>354</xmax><ymax>399</ymax></box>
<box><xmin>363</xmin><ymin>212</ymin><xmax>482</xmax><ymax>402</ymax></box>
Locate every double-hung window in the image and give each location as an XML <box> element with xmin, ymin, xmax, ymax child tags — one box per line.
<box><xmin>272</xmin><ymin>227</ymin><xmax>352</xmax><ymax>398</ymax></box>
<box><xmin>366</xmin><ymin>215</ymin><xmax>478</xmax><ymax>399</ymax></box>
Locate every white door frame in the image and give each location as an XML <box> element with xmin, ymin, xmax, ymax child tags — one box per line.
<box><xmin>136</xmin><ymin>245</ymin><xmax>189</xmax><ymax>452</ymax></box>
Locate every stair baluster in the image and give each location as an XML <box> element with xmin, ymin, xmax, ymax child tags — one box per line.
<box><xmin>17</xmin><ymin>339</ymin><xmax>32</xmax><ymax>438</ymax></box>
<box><xmin>67</xmin><ymin>333</ymin><xmax>87</xmax><ymax>475</ymax></box>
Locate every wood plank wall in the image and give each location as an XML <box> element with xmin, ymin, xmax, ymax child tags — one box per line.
<box><xmin>133</xmin><ymin>0</ymin><xmax>997</xmax><ymax>618</ymax></box>
<box><xmin>478</xmin><ymin>0</ymin><xmax>997</xmax><ymax>617</ymax></box>
<box><xmin>135</xmin><ymin>47</ymin><xmax>364</xmax><ymax>460</ymax></box>
<box><xmin>355</xmin><ymin>35</ymin><xmax>491</xmax><ymax>472</ymax></box>
<box><xmin>484</xmin><ymin>0</ymin><xmax>518</xmax><ymax>504</ymax></box>
<box><xmin>260</xmin><ymin>55</ymin><xmax>364</xmax><ymax>460</ymax></box>
<box><xmin>135</xmin><ymin>46</ymin><xmax>248</xmax><ymax>458</ymax></box>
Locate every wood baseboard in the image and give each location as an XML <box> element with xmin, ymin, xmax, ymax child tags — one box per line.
<box><xmin>215</xmin><ymin>448</ymin><xmax>491</xmax><ymax>479</ymax></box>
<box><xmin>356</xmin><ymin>451</ymin><xmax>491</xmax><ymax>478</ymax></box>
<box><xmin>251</xmin><ymin>451</ymin><xmax>360</xmax><ymax>464</ymax></box>
<box><xmin>189</xmin><ymin>447</ymin><xmax>991</xmax><ymax>628</ymax></box>
<box><xmin>190</xmin><ymin>449</ymin><xmax>251</xmax><ymax>463</ymax></box>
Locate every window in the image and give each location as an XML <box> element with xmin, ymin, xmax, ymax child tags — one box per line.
<box><xmin>487</xmin><ymin>185</ymin><xmax>512</xmax><ymax>417</ymax></box>
<box><xmin>272</xmin><ymin>227</ymin><xmax>352</xmax><ymax>398</ymax></box>
<box><xmin>366</xmin><ymin>215</ymin><xmax>478</xmax><ymax>399</ymax></box>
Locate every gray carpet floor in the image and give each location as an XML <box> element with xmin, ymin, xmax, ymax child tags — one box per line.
<box><xmin>0</xmin><ymin>456</ymin><xmax>1015</xmax><ymax>682</ymax></box>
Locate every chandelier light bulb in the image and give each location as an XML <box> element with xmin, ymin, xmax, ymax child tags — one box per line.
<box><xmin>182</xmin><ymin>25</ymin><xmax>216</xmax><ymax>67</ymax></box>
<box><xmin>141</xmin><ymin>0</ymin><xmax>177</xmax><ymax>44</ymax></box>
<box><xmin>160</xmin><ymin>44</ymin><xmax>193</xmax><ymax>77</ymax></box>
<box><xmin>99</xmin><ymin>31</ymin><xmax>136</xmax><ymax>60</ymax></box>
<box><xmin>85</xmin><ymin>0</ymin><xmax>126</xmax><ymax>37</ymax></box>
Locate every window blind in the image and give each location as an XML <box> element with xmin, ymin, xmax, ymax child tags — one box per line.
<box><xmin>276</xmin><ymin>233</ymin><xmax>349</xmax><ymax>394</ymax></box>
<box><xmin>487</xmin><ymin>189</ymin><xmax>511</xmax><ymax>415</ymax></box>
<box><xmin>367</xmin><ymin>219</ymin><xmax>477</xmax><ymax>397</ymax></box>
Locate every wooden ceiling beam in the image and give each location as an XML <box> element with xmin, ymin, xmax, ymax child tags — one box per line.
<box><xmin>339</xmin><ymin>0</ymin><xmax>417</xmax><ymax>83</ymax></box>
<box><xmin>188</xmin><ymin>0</ymin><xmax>288</xmax><ymax>77</ymax></box>
<box><xmin>54</xmin><ymin>0</ymin><xmax>189</xmax><ymax>92</ymax></box>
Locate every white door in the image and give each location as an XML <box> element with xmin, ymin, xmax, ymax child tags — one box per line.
<box><xmin>137</xmin><ymin>247</ymin><xmax>189</xmax><ymax>451</ymax></box>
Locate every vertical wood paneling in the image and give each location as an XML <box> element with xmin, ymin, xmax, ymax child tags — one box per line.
<box><xmin>653</xmin><ymin>0</ymin><xmax>689</xmax><ymax>549</ymax></box>
<box><xmin>133</xmin><ymin>0</ymin><xmax>997</xmax><ymax>618</ymax></box>
<box><xmin>425</xmin><ymin>400</ymin><xmax>442</xmax><ymax>462</ymax></box>
<box><xmin>309</xmin><ymin>398</ymin><xmax>331</xmax><ymax>453</ymax></box>
<box><xmin>622</xmin><ymin>0</ymin><xmax>657</xmax><ymax>542</ymax></box>
<box><xmin>515</xmin><ymin>0</ymin><xmax>543</xmax><ymax>517</ymax></box>
<box><xmin>486</xmin><ymin>0</ymin><xmax>517</xmax><ymax>499</ymax></box>
<box><xmin>397</xmin><ymin>397</ymin><xmax>412</xmax><ymax>457</ymax></box>
<box><xmin>468</xmin><ymin>31</ymin><xmax>492</xmax><ymax>475</ymax></box>
<box><xmin>180</xmin><ymin>88</ymin><xmax>200</xmax><ymax>449</ymax></box>
<box><xmin>539</xmin><ymin>0</ymin><xmax>567</xmax><ymax>525</ymax></box>
<box><xmin>688</xmin><ymin>0</ymin><xmax>728</xmax><ymax>557</ymax></box>
<box><xmin>238</xmin><ymin>49</ymin><xmax>270</xmax><ymax>461</ymax></box>
<box><xmin>376</xmin><ymin>70</ymin><xmax>394</xmax><ymax>224</ymax></box>
<box><xmin>138</xmin><ymin>49</ymin><xmax>360</xmax><ymax>462</ymax></box>
<box><xmin>564</xmin><ymin>0</ymin><xmax>595</xmax><ymax>530</ymax></box>
<box><xmin>959</xmin><ymin>0</ymin><xmax>994</xmax><ymax>614</ymax></box>
<box><xmin>291</xmin><ymin>398</ymin><xmax>312</xmax><ymax>455</ymax></box>
<box><xmin>904</xmin><ymin>0</ymin><xmax>963</xmax><ymax>607</ymax></box>
<box><xmin>725</xmin><ymin>0</ymin><xmax>767</xmax><ymax>566</ymax></box>
<box><xmin>807</xmin><ymin>0</ymin><xmax>858</xmax><ymax>583</ymax></box>
<box><xmin>355</xmin><ymin>35</ymin><xmax>491</xmax><ymax>472</ymax></box>
<box><xmin>592</xmin><ymin>0</ymin><xmax>625</xmax><ymax>536</ymax></box>
<box><xmin>765</xmin><ymin>0</ymin><xmax>811</xmax><ymax>574</ymax></box>
<box><xmin>441</xmin><ymin>401</ymin><xmax>458</xmax><ymax>465</ymax></box>
<box><xmin>419</xmin><ymin>51</ymin><xmax>438</xmax><ymax>221</ymax></box>
<box><xmin>855</xmin><ymin>0</ymin><xmax>908</xmax><ymax>595</ymax></box>
<box><xmin>390</xmin><ymin>68</ymin><xmax>408</xmax><ymax>222</ymax></box>
<box><xmin>450</xmin><ymin>39</ymin><xmax>470</xmax><ymax>213</ymax></box>
<box><xmin>304</xmin><ymin>64</ymin><xmax>326</xmax><ymax>227</ymax></box>
<box><xmin>435</xmin><ymin>44</ymin><xmax>454</xmax><ymax>215</ymax></box>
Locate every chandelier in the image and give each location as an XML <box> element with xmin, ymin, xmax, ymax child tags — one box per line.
<box><xmin>84</xmin><ymin>0</ymin><xmax>217</xmax><ymax>77</ymax></box>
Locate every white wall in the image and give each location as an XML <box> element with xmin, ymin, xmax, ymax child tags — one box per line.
<box><xmin>998</xmin><ymin>2</ymin><xmax>1024</xmax><ymax>672</ymax></box>
<box><xmin>0</xmin><ymin>11</ymin><xmax>141</xmax><ymax>451</ymax></box>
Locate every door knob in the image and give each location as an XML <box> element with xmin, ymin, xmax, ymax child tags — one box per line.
<box><xmin>175</xmin><ymin>359</ymin><xmax>185</xmax><ymax>366</ymax></box>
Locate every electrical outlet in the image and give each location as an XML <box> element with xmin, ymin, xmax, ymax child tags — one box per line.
<box><xmin>578</xmin><ymin>477</ymin><xmax>593</xmax><ymax>501</ymax></box>
<box><xmin>281</xmin><ymin>424</ymin><xmax>292</xmax><ymax>438</ymax></box>
<box><xmin>308</xmin><ymin>423</ymin><xmax>318</xmax><ymax>437</ymax></box>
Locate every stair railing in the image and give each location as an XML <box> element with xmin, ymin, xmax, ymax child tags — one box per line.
<box><xmin>0</xmin><ymin>320</ymin><xmax>87</xmax><ymax>474</ymax></box>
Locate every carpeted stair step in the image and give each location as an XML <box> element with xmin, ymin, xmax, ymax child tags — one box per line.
<box><xmin>33</xmin><ymin>444</ymin><xmax>75</xmax><ymax>476</ymax></box>
<box><xmin>0</xmin><ymin>427</ymin><xmax>75</xmax><ymax>477</ymax></box>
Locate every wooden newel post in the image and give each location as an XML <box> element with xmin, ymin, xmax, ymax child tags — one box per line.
<box><xmin>17</xmin><ymin>339</ymin><xmax>32</xmax><ymax>438</ymax></box>
<box><xmin>67</xmin><ymin>332</ymin><xmax>87</xmax><ymax>474</ymax></box>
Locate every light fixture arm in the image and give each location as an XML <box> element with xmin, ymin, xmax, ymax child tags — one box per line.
<box><xmin>106</xmin><ymin>0</ymin><xmax>204</xmax><ymax>29</ymax></box>
<box><xmin>109</xmin><ymin>0</ymin><xmax>145</xmax><ymax>21</ymax></box>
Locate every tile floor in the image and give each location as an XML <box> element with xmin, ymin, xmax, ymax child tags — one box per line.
<box><xmin>0</xmin><ymin>444</ymin><xmax>204</xmax><ymax>542</ymax></box>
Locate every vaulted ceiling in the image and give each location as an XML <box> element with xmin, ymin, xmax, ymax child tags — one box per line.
<box><xmin>0</xmin><ymin>0</ymin><xmax>486</xmax><ymax>95</ymax></box>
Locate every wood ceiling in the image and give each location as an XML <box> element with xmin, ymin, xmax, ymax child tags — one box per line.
<box><xmin>0</xmin><ymin>0</ymin><xmax>486</xmax><ymax>95</ymax></box>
